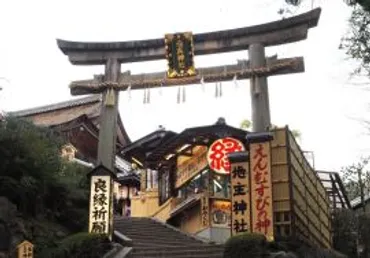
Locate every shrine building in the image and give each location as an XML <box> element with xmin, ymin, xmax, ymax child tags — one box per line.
<box><xmin>120</xmin><ymin>118</ymin><xmax>349</xmax><ymax>248</ymax></box>
<box><xmin>8</xmin><ymin>95</ymin><xmax>140</xmax><ymax>215</ymax></box>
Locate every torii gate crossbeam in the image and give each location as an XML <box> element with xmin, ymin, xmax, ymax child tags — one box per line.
<box><xmin>57</xmin><ymin>7</ymin><xmax>321</xmax><ymax>175</ymax></box>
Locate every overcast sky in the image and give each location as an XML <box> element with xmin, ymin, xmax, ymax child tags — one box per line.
<box><xmin>0</xmin><ymin>0</ymin><xmax>369</xmax><ymax>171</ymax></box>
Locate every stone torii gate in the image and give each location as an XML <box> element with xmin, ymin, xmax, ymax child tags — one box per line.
<box><xmin>57</xmin><ymin>8</ymin><xmax>321</xmax><ymax>237</ymax></box>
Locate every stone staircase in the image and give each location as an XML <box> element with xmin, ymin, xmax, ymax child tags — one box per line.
<box><xmin>114</xmin><ymin>217</ymin><xmax>224</xmax><ymax>258</ymax></box>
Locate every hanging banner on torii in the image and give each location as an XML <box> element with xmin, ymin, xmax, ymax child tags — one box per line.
<box><xmin>165</xmin><ymin>32</ymin><xmax>196</xmax><ymax>78</ymax></box>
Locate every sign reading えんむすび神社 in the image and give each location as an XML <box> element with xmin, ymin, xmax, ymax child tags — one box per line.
<box><xmin>89</xmin><ymin>175</ymin><xmax>111</xmax><ymax>235</ymax></box>
<box><xmin>250</xmin><ymin>141</ymin><xmax>274</xmax><ymax>241</ymax></box>
<box><xmin>207</xmin><ymin>138</ymin><xmax>245</xmax><ymax>175</ymax></box>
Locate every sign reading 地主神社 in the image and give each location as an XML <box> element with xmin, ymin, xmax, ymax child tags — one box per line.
<box><xmin>231</xmin><ymin>160</ymin><xmax>250</xmax><ymax>235</ymax></box>
<box><xmin>207</xmin><ymin>138</ymin><xmax>245</xmax><ymax>175</ymax></box>
<box><xmin>250</xmin><ymin>141</ymin><xmax>274</xmax><ymax>241</ymax></box>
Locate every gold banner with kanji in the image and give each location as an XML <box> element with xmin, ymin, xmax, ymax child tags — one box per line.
<box><xmin>231</xmin><ymin>161</ymin><xmax>251</xmax><ymax>235</ymax></box>
<box><xmin>250</xmin><ymin>141</ymin><xmax>274</xmax><ymax>241</ymax></box>
<box><xmin>89</xmin><ymin>175</ymin><xmax>112</xmax><ymax>236</ymax></box>
<box><xmin>165</xmin><ymin>32</ymin><xmax>196</xmax><ymax>78</ymax></box>
<box><xmin>176</xmin><ymin>146</ymin><xmax>208</xmax><ymax>188</ymax></box>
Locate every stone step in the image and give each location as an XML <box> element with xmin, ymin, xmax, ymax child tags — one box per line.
<box><xmin>119</xmin><ymin>233</ymin><xmax>202</xmax><ymax>242</ymax></box>
<box><xmin>128</xmin><ymin>253</ymin><xmax>223</xmax><ymax>258</ymax></box>
<box><xmin>132</xmin><ymin>241</ymin><xmax>208</xmax><ymax>248</ymax></box>
<box><xmin>133</xmin><ymin>246</ymin><xmax>223</xmax><ymax>252</ymax></box>
<box><xmin>132</xmin><ymin>247</ymin><xmax>224</xmax><ymax>255</ymax></box>
<box><xmin>115</xmin><ymin>228</ymin><xmax>202</xmax><ymax>239</ymax></box>
<box><xmin>115</xmin><ymin>226</ymin><xmax>182</xmax><ymax>234</ymax></box>
<box><xmin>114</xmin><ymin>217</ymin><xmax>224</xmax><ymax>258</ymax></box>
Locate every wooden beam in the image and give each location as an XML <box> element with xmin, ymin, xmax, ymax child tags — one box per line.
<box><xmin>70</xmin><ymin>56</ymin><xmax>304</xmax><ymax>96</ymax></box>
<box><xmin>57</xmin><ymin>8</ymin><xmax>321</xmax><ymax>65</ymax></box>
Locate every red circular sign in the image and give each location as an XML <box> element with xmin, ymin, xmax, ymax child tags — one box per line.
<box><xmin>207</xmin><ymin>137</ymin><xmax>245</xmax><ymax>174</ymax></box>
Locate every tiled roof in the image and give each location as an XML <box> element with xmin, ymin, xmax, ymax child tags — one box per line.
<box><xmin>8</xmin><ymin>95</ymin><xmax>101</xmax><ymax>117</ymax></box>
<box><xmin>7</xmin><ymin>93</ymin><xmax>131</xmax><ymax>147</ymax></box>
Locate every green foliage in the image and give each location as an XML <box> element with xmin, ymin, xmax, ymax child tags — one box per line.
<box><xmin>341</xmin><ymin>156</ymin><xmax>370</xmax><ymax>201</ymax></box>
<box><xmin>224</xmin><ymin>234</ymin><xmax>347</xmax><ymax>258</ymax></box>
<box><xmin>358</xmin><ymin>214</ymin><xmax>370</xmax><ymax>258</ymax></box>
<box><xmin>291</xmin><ymin>129</ymin><xmax>301</xmax><ymax>139</ymax></box>
<box><xmin>239</xmin><ymin>120</ymin><xmax>301</xmax><ymax>140</ymax></box>
<box><xmin>0</xmin><ymin>117</ymin><xmax>63</xmax><ymax>216</ymax></box>
<box><xmin>240</xmin><ymin>119</ymin><xmax>252</xmax><ymax>130</ymax></box>
<box><xmin>283</xmin><ymin>0</ymin><xmax>370</xmax><ymax>75</ymax></box>
<box><xmin>223</xmin><ymin>233</ymin><xmax>267</xmax><ymax>258</ymax></box>
<box><xmin>38</xmin><ymin>232</ymin><xmax>112</xmax><ymax>258</ymax></box>
<box><xmin>332</xmin><ymin>210</ymin><xmax>358</xmax><ymax>258</ymax></box>
<box><xmin>269</xmin><ymin>237</ymin><xmax>347</xmax><ymax>258</ymax></box>
<box><xmin>0</xmin><ymin>117</ymin><xmax>92</xmax><ymax>253</ymax></box>
<box><xmin>285</xmin><ymin>0</ymin><xmax>302</xmax><ymax>6</ymax></box>
<box><xmin>346</xmin><ymin>0</ymin><xmax>370</xmax><ymax>12</ymax></box>
<box><xmin>340</xmin><ymin>5</ymin><xmax>370</xmax><ymax>75</ymax></box>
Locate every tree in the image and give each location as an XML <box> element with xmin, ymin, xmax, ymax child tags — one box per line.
<box><xmin>340</xmin><ymin>5</ymin><xmax>370</xmax><ymax>75</ymax></box>
<box><xmin>240</xmin><ymin>119</ymin><xmax>301</xmax><ymax>140</ymax></box>
<box><xmin>240</xmin><ymin>119</ymin><xmax>252</xmax><ymax>130</ymax></box>
<box><xmin>284</xmin><ymin>0</ymin><xmax>370</xmax><ymax>75</ymax></box>
<box><xmin>291</xmin><ymin>129</ymin><xmax>301</xmax><ymax>139</ymax></box>
<box><xmin>341</xmin><ymin>156</ymin><xmax>370</xmax><ymax>208</ymax></box>
<box><xmin>0</xmin><ymin>117</ymin><xmax>63</xmax><ymax>216</ymax></box>
<box><xmin>0</xmin><ymin>116</ymin><xmax>90</xmax><ymax>228</ymax></box>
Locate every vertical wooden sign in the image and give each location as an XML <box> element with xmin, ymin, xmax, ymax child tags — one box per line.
<box><xmin>87</xmin><ymin>165</ymin><xmax>116</xmax><ymax>240</ymax></box>
<box><xmin>249</xmin><ymin>137</ymin><xmax>274</xmax><ymax>242</ymax></box>
<box><xmin>17</xmin><ymin>240</ymin><xmax>33</xmax><ymax>258</ymax></box>
<box><xmin>200</xmin><ymin>195</ymin><xmax>210</xmax><ymax>228</ymax></box>
<box><xmin>140</xmin><ymin>168</ymin><xmax>147</xmax><ymax>192</ymax></box>
<box><xmin>229</xmin><ymin>152</ymin><xmax>250</xmax><ymax>235</ymax></box>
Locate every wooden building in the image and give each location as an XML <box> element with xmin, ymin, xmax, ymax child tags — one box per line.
<box><xmin>8</xmin><ymin>95</ymin><xmax>140</xmax><ymax>216</ymax></box>
<box><xmin>8</xmin><ymin>95</ymin><xmax>130</xmax><ymax>164</ymax></box>
<box><xmin>120</xmin><ymin>119</ymin><xmax>344</xmax><ymax>248</ymax></box>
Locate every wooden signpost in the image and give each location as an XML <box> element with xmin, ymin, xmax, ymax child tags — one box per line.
<box><xmin>17</xmin><ymin>241</ymin><xmax>33</xmax><ymax>258</ymax></box>
<box><xmin>87</xmin><ymin>165</ymin><xmax>116</xmax><ymax>240</ymax></box>
<box><xmin>228</xmin><ymin>152</ymin><xmax>251</xmax><ymax>235</ymax></box>
<box><xmin>246</xmin><ymin>132</ymin><xmax>274</xmax><ymax>241</ymax></box>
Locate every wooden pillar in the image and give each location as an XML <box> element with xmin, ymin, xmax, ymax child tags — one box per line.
<box><xmin>249</xmin><ymin>43</ymin><xmax>271</xmax><ymax>132</ymax></box>
<box><xmin>98</xmin><ymin>58</ymin><xmax>121</xmax><ymax>170</ymax></box>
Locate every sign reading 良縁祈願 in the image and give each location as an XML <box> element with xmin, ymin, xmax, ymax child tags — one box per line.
<box><xmin>87</xmin><ymin>165</ymin><xmax>116</xmax><ymax>240</ymax></box>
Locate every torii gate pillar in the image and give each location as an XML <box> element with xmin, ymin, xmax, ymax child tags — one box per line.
<box><xmin>98</xmin><ymin>59</ymin><xmax>120</xmax><ymax>170</ymax></box>
<box><xmin>249</xmin><ymin>43</ymin><xmax>271</xmax><ymax>132</ymax></box>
